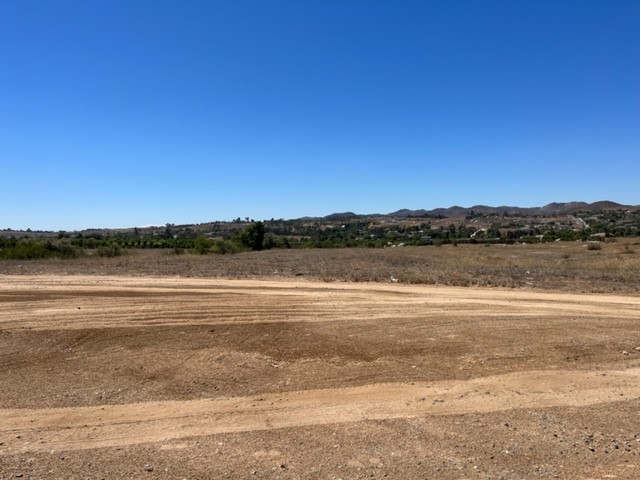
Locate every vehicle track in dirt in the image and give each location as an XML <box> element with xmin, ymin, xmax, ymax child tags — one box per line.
<box><xmin>1</xmin><ymin>276</ymin><xmax>639</xmax><ymax>332</ymax></box>
<box><xmin>2</xmin><ymin>368</ymin><xmax>640</xmax><ymax>453</ymax></box>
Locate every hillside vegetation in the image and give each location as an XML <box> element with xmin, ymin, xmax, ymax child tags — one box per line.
<box><xmin>1</xmin><ymin>203</ymin><xmax>639</xmax><ymax>260</ymax></box>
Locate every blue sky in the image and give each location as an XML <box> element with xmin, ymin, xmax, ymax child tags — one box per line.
<box><xmin>2</xmin><ymin>1</ymin><xmax>639</xmax><ymax>230</ymax></box>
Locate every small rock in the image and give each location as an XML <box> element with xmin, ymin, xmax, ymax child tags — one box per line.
<box><xmin>144</xmin><ymin>464</ymin><xmax>154</xmax><ymax>472</ymax></box>
<box><xmin>623</xmin><ymin>351</ymin><xmax>630</xmax><ymax>355</ymax></box>
<box><xmin>635</xmin><ymin>347</ymin><xmax>640</xmax><ymax>352</ymax></box>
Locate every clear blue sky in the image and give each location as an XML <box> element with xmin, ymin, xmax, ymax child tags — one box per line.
<box><xmin>2</xmin><ymin>1</ymin><xmax>639</xmax><ymax>230</ymax></box>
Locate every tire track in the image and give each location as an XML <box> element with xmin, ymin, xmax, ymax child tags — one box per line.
<box><xmin>1</xmin><ymin>276</ymin><xmax>639</xmax><ymax>331</ymax></box>
<box><xmin>1</xmin><ymin>367</ymin><xmax>639</xmax><ymax>453</ymax></box>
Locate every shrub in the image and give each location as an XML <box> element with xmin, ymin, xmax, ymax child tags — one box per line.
<box><xmin>211</xmin><ymin>239</ymin><xmax>240</xmax><ymax>255</ymax></box>
<box><xmin>96</xmin><ymin>244</ymin><xmax>123</xmax><ymax>257</ymax></box>
<box><xmin>0</xmin><ymin>239</ymin><xmax>81</xmax><ymax>259</ymax></box>
<box><xmin>192</xmin><ymin>235</ymin><xmax>212</xmax><ymax>255</ymax></box>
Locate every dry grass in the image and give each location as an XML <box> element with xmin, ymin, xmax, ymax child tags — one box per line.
<box><xmin>1</xmin><ymin>238</ymin><xmax>639</xmax><ymax>293</ymax></box>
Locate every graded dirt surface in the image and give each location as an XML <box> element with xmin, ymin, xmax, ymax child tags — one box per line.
<box><xmin>1</xmin><ymin>275</ymin><xmax>640</xmax><ymax>479</ymax></box>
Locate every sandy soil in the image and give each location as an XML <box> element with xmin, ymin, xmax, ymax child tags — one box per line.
<box><xmin>1</xmin><ymin>275</ymin><xmax>640</xmax><ymax>479</ymax></box>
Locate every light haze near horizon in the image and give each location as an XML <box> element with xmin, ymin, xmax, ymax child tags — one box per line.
<box><xmin>2</xmin><ymin>1</ymin><xmax>638</xmax><ymax>231</ymax></box>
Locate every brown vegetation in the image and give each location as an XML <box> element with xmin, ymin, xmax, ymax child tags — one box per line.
<box><xmin>2</xmin><ymin>238</ymin><xmax>639</xmax><ymax>293</ymax></box>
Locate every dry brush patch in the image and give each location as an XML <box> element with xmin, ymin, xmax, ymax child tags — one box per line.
<box><xmin>1</xmin><ymin>240</ymin><xmax>639</xmax><ymax>293</ymax></box>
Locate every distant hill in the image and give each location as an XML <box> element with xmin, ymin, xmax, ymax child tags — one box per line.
<box><xmin>323</xmin><ymin>212</ymin><xmax>360</xmax><ymax>221</ymax></box>
<box><xmin>2</xmin><ymin>201</ymin><xmax>637</xmax><ymax>236</ymax></box>
<box><xmin>387</xmin><ymin>201</ymin><xmax>637</xmax><ymax>218</ymax></box>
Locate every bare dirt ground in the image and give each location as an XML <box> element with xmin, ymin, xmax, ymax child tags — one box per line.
<box><xmin>1</xmin><ymin>274</ymin><xmax>640</xmax><ymax>479</ymax></box>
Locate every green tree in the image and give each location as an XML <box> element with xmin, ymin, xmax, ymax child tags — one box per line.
<box><xmin>240</xmin><ymin>221</ymin><xmax>265</xmax><ymax>251</ymax></box>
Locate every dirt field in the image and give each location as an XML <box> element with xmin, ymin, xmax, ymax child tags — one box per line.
<box><xmin>1</xmin><ymin>273</ymin><xmax>640</xmax><ymax>479</ymax></box>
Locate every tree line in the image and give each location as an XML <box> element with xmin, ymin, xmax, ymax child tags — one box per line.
<box><xmin>2</xmin><ymin>211</ymin><xmax>639</xmax><ymax>260</ymax></box>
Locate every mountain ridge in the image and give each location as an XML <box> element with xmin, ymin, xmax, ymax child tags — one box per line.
<box><xmin>374</xmin><ymin>201</ymin><xmax>638</xmax><ymax>219</ymax></box>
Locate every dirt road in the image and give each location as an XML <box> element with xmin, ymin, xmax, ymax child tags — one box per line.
<box><xmin>1</xmin><ymin>275</ymin><xmax>640</xmax><ymax>479</ymax></box>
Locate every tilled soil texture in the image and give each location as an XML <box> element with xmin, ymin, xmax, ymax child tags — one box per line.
<box><xmin>1</xmin><ymin>276</ymin><xmax>640</xmax><ymax>479</ymax></box>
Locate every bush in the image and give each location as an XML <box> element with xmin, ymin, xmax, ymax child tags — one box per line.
<box><xmin>211</xmin><ymin>239</ymin><xmax>241</xmax><ymax>255</ymax></box>
<box><xmin>0</xmin><ymin>239</ymin><xmax>81</xmax><ymax>260</ymax></box>
<box><xmin>95</xmin><ymin>244</ymin><xmax>124</xmax><ymax>257</ymax></box>
<box><xmin>192</xmin><ymin>235</ymin><xmax>213</xmax><ymax>255</ymax></box>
